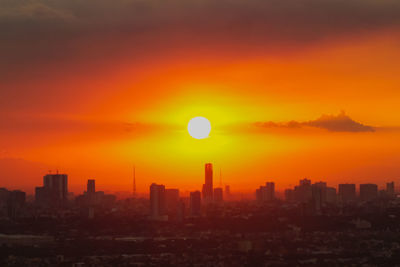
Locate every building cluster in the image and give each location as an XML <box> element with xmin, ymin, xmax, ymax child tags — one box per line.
<box><xmin>149</xmin><ymin>163</ymin><xmax>230</xmax><ymax>220</ymax></box>
<box><xmin>255</xmin><ymin>178</ymin><xmax>396</xmax><ymax>213</ymax></box>
<box><xmin>35</xmin><ymin>173</ymin><xmax>68</xmax><ymax>206</ymax></box>
<box><xmin>0</xmin><ymin>165</ymin><xmax>398</xmax><ymax>222</ymax></box>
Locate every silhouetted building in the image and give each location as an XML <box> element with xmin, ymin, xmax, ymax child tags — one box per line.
<box><xmin>86</xmin><ymin>179</ymin><xmax>96</xmax><ymax>204</ymax></box>
<box><xmin>256</xmin><ymin>182</ymin><xmax>275</xmax><ymax>203</ymax></box>
<box><xmin>338</xmin><ymin>184</ymin><xmax>356</xmax><ymax>203</ymax></box>
<box><xmin>387</xmin><ymin>181</ymin><xmax>395</xmax><ymax>198</ymax></box>
<box><xmin>225</xmin><ymin>185</ymin><xmax>231</xmax><ymax>200</ymax></box>
<box><xmin>190</xmin><ymin>191</ymin><xmax>201</xmax><ymax>216</ymax></box>
<box><xmin>150</xmin><ymin>183</ymin><xmax>166</xmax><ymax>220</ymax></box>
<box><xmin>0</xmin><ymin>188</ymin><xmax>25</xmax><ymax>218</ymax></box>
<box><xmin>284</xmin><ymin>189</ymin><xmax>295</xmax><ymax>202</ymax></box>
<box><xmin>294</xmin><ymin>179</ymin><xmax>312</xmax><ymax>202</ymax></box>
<box><xmin>202</xmin><ymin>163</ymin><xmax>213</xmax><ymax>203</ymax></box>
<box><xmin>360</xmin><ymin>184</ymin><xmax>378</xmax><ymax>202</ymax></box>
<box><xmin>213</xmin><ymin>188</ymin><xmax>223</xmax><ymax>203</ymax></box>
<box><xmin>35</xmin><ymin>173</ymin><xmax>68</xmax><ymax>206</ymax></box>
<box><xmin>0</xmin><ymin>188</ymin><xmax>9</xmax><ymax>210</ymax></box>
<box><xmin>326</xmin><ymin>187</ymin><xmax>337</xmax><ymax>204</ymax></box>
<box><xmin>312</xmin><ymin>182</ymin><xmax>327</xmax><ymax>210</ymax></box>
<box><xmin>300</xmin><ymin>178</ymin><xmax>311</xmax><ymax>186</ymax></box>
<box><xmin>87</xmin><ymin>179</ymin><xmax>95</xmax><ymax>194</ymax></box>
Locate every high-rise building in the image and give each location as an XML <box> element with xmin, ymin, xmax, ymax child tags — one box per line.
<box><xmin>190</xmin><ymin>191</ymin><xmax>201</xmax><ymax>216</ymax></box>
<box><xmin>326</xmin><ymin>187</ymin><xmax>337</xmax><ymax>204</ymax></box>
<box><xmin>35</xmin><ymin>173</ymin><xmax>68</xmax><ymax>206</ymax></box>
<box><xmin>225</xmin><ymin>185</ymin><xmax>231</xmax><ymax>200</ymax></box>
<box><xmin>294</xmin><ymin>179</ymin><xmax>312</xmax><ymax>202</ymax></box>
<box><xmin>312</xmin><ymin>182</ymin><xmax>327</xmax><ymax>210</ymax></box>
<box><xmin>256</xmin><ymin>182</ymin><xmax>275</xmax><ymax>203</ymax></box>
<box><xmin>284</xmin><ymin>189</ymin><xmax>295</xmax><ymax>202</ymax></box>
<box><xmin>360</xmin><ymin>184</ymin><xmax>378</xmax><ymax>201</ymax></box>
<box><xmin>87</xmin><ymin>179</ymin><xmax>95</xmax><ymax>194</ymax></box>
<box><xmin>387</xmin><ymin>181</ymin><xmax>395</xmax><ymax>197</ymax></box>
<box><xmin>300</xmin><ymin>178</ymin><xmax>311</xmax><ymax>186</ymax></box>
<box><xmin>338</xmin><ymin>184</ymin><xmax>356</xmax><ymax>203</ymax></box>
<box><xmin>202</xmin><ymin>163</ymin><xmax>213</xmax><ymax>203</ymax></box>
<box><xmin>150</xmin><ymin>183</ymin><xmax>166</xmax><ymax>220</ymax></box>
<box><xmin>311</xmin><ymin>182</ymin><xmax>327</xmax><ymax>211</ymax></box>
<box><xmin>213</xmin><ymin>188</ymin><xmax>223</xmax><ymax>202</ymax></box>
<box><xmin>86</xmin><ymin>179</ymin><xmax>96</xmax><ymax>205</ymax></box>
<box><xmin>0</xmin><ymin>188</ymin><xmax>26</xmax><ymax>218</ymax></box>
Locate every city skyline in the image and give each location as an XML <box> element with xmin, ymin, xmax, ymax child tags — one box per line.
<box><xmin>1</xmin><ymin>1</ymin><xmax>400</xmax><ymax>266</ymax></box>
<box><xmin>2</xmin><ymin>162</ymin><xmax>398</xmax><ymax>200</ymax></box>
<box><xmin>3</xmin><ymin>164</ymin><xmax>400</xmax><ymax>197</ymax></box>
<box><xmin>1</xmin><ymin>1</ymin><xmax>400</xmax><ymax>192</ymax></box>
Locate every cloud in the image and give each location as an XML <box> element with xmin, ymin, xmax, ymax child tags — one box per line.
<box><xmin>1</xmin><ymin>0</ymin><xmax>400</xmax><ymax>78</ymax></box>
<box><xmin>255</xmin><ymin>111</ymin><xmax>375</xmax><ymax>132</ymax></box>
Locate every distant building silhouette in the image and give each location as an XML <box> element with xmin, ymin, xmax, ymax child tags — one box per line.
<box><xmin>338</xmin><ymin>184</ymin><xmax>356</xmax><ymax>203</ymax></box>
<box><xmin>190</xmin><ymin>191</ymin><xmax>201</xmax><ymax>217</ymax></box>
<box><xmin>202</xmin><ymin>163</ymin><xmax>213</xmax><ymax>203</ymax></box>
<box><xmin>294</xmin><ymin>179</ymin><xmax>312</xmax><ymax>202</ymax></box>
<box><xmin>256</xmin><ymin>182</ymin><xmax>275</xmax><ymax>203</ymax></box>
<box><xmin>225</xmin><ymin>185</ymin><xmax>231</xmax><ymax>200</ymax></box>
<box><xmin>87</xmin><ymin>179</ymin><xmax>95</xmax><ymax>194</ymax></box>
<box><xmin>326</xmin><ymin>187</ymin><xmax>337</xmax><ymax>204</ymax></box>
<box><xmin>387</xmin><ymin>181</ymin><xmax>395</xmax><ymax>198</ymax></box>
<box><xmin>312</xmin><ymin>182</ymin><xmax>327</xmax><ymax>211</ymax></box>
<box><xmin>150</xmin><ymin>183</ymin><xmax>167</xmax><ymax>220</ymax></box>
<box><xmin>359</xmin><ymin>184</ymin><xmax>378</xmax><ymax>201</ymax></box>
<box><xmin>86</xmin><ymin>179</ymin><xmax>96</xmax><ymax>205</ymax></box>
<box><xmin>284</xmin><ymin>189</ymin><xmax>295</xmax><ymax>202</ymax></box>
<box><xmin>35</xmin><ymin>173</ymin><xmax>68</xmax><ymax>206</ymax></box>
<box><xmin>0</xmin><ymin>188</ymin><xmax>25</xmax><ymax>218</ymax></box>
<box><xmin>213</xmin><ymin>188</ymin><xmax>223</xmax><ymax>203</ymax></box>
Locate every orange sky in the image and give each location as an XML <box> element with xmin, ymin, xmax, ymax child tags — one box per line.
<box><xmin>1</xmin><ymin>0</ymin><xmax>400</xmax><ymax>194</ymax></box>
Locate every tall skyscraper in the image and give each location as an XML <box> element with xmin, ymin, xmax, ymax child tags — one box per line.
<box><xmin>86</xmin><ymin>179</ymin><xmax>96</xmax><ymax>205</ymax></box>
<box><xmin>312</xmin><ymin>182</ymin><xmax>328</xmax><ymax>210</ymax></box>
<box><xmin>87</xmin><ymin>179</ymin><xmax>95</xmax><ymax>194</ymax></box>
<box><xmin>387</xmin><ymin>181</ymin><xmax>395</xmax><ymax>197</ymax></box>
<box><xmin>190</xmin><ymin>191</ymin><xmax>201</xmax><ymax>216</ymax></box>
<box><xmin>35</xmin><ymin>173</ymin><xmax>68</xmax><ymax>206</ymax></box>
<box><xmin>150</xmin><ymin>183</ymin><xmax>166</xmax><ymax>220</ymax></box>
<box><xmin>202</xmin><ymin>163</ymin><xmax>213</xmax><ymax>203</ymax></box>
<box><xmin>338</xmin><ymin>184</ymin><xmax>356</xmax><ymax>203</ymax></box>
<box><xmin>360</xmin><ymin>184</ymin><xmax>378</xmax><ymax>201</ymax></box>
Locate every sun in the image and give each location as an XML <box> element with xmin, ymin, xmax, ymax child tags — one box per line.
<box><xmin>187</xmin><ymin>117</ymin><xmax>211</xmax><ymax>139</ymax></box>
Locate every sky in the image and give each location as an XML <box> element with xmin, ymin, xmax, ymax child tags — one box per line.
<box><xmin>1</xmin><ymin>0</ymin><xmax>400</xmax><ymax>194</ymax></box>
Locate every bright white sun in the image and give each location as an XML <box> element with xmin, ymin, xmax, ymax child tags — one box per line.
<box><xmin>187</xmin><ymin>116</ymin><xmax>211</xmax><ymax>139</ymax></box>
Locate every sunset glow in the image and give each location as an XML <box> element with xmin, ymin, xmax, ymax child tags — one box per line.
<box><xmin>1</xmin><ymin>0</ymin><xmax>400</xmax><ymax>195</ymax></box>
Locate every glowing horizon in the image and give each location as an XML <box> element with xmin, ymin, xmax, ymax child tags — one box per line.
<box><xmin>1</xmin><ymin>0</ymin><xmax>400</xmax><ymax>194</ymax></box>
